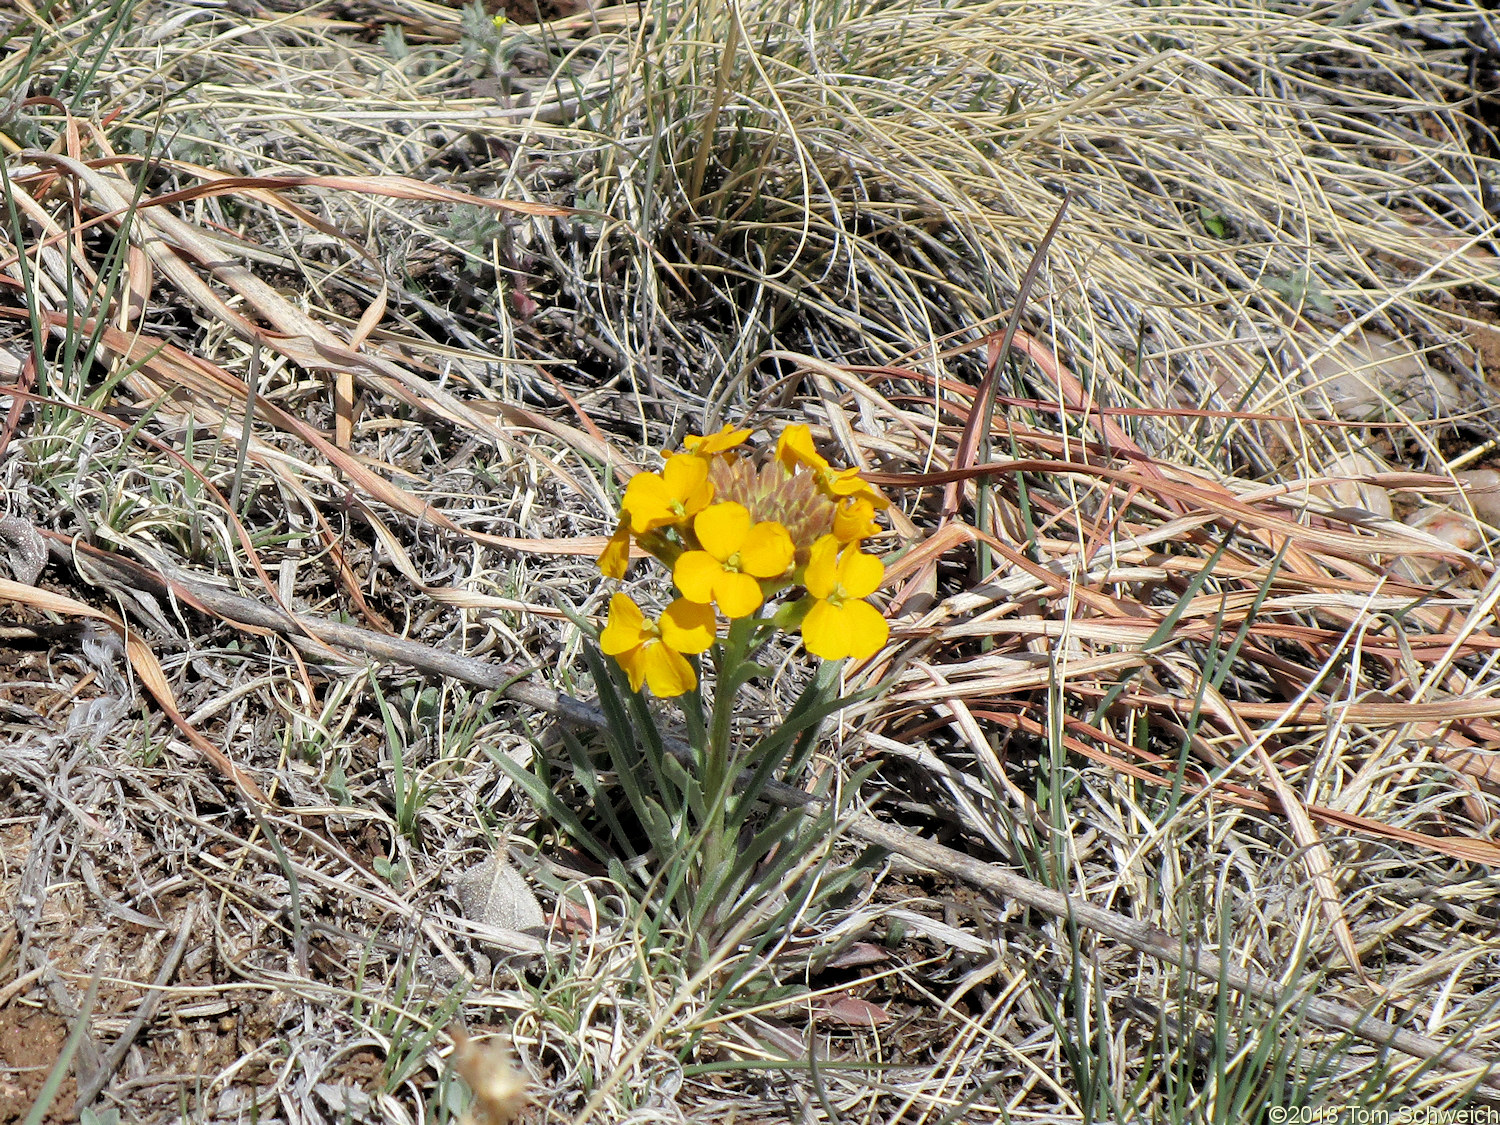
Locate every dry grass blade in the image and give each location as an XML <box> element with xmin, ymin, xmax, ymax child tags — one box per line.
<box><xmin>859</xmin><ymin>433</ymin><xmax>1500</xmax><ymax>854</ymax></box>
<box><xmin>73</xmin><ymin>906</ymin><xmax>196</xmax><ymax>1108</ymax></box>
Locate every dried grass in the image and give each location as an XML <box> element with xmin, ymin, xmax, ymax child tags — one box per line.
<box><xmin>0</xmin><ymin>0</ymin><xmax>1499</xmax><ymax>1121</ymax></box>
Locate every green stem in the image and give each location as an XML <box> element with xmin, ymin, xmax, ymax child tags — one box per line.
<box><xmin>698</xmin><ymin>614</ymin><xmax>759</xmax><ymax>930</ymax></box>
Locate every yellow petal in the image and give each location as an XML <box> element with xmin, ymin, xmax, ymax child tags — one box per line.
<box><xmin>803</xmin><ymin>535</ymin><xmax>840</xmax><ymax>599</ymax></box>
<box><xmin>600</xmin><ymin>593</ymin><xmax>648</xmax><ymax>655</ymax></box>
<box><xmin>738</xmin><ymin>521</ymin><xmax>794</xmax><ymax>578</ymax></box>
<box><xmin>613</xmin><ymin>645</ymin><xmax>649</xmax><ymax>692</ymax></box>
<box><xmin>662</xmin><ymin>454</ymin><xmax>713</xmax><ymax>512</ymax></box>
<box><xmin>713</xmin><ymin>570</ymin><xmax>764</xmax><ymax>618</ymax></box>
<box><xmin>776</xmin><ymin>424</ymin><xmax>829</xmax><ymax>474</ymax></box>
<box><xmin>800</xmin><ymin>599</ymin><xmax>848</xmax><ymax>660</ymax></box>
<box><xmin>826</xmin><ymin>467</ymin><xmax>889</xmax><ymax>508</ymax></box>
<box><xmin>660</xmin><ymin>598</ymin><xmax>717</xmax><ymax>653</ymax></box>
<box><xmin>836</xmin><ymin>546</ymin><xmax>884</xmax><ymax>599</ymax></box>
<box><xmin>673</xmin><ymin>550</ymin><xmax>722</xmax><ymax>604</ymax></box>
<box><xmin>802</xmin><ymin>599</ymin><xmax>888</xmax><ymax>661</ymax></box>
<box><xmin>640</xmin><ymin>641</ymin><xmax>696</xmax><ymax>697</ymax></box>
<box><xmin>841</xmin><ymin>598</ymin><xmax>889</xmax><ymax>659</ymax></box>
<box><xmin>623</xmin><ymin>472</ymin><xmax>673</xmax><ymax>533</ymax></box>
<box><xmin>693</xmin><ymin>502</ymin><xmax>751</xmax><ymax>561</ymax></box>
<box><xmin>833</xmin><ymin>498</ymin><xmax>878</xmax><ymax>543</ymax></box>
<box><xmin>681</xmin><ymin>424</ymin><xmax>750</xmax><ymax>456</ymax></box>
<box><xmin>685</xmin><ymin>478</ymin><xmax>715</xmax><ymax>515</ymax></box>
<box><xmin>597</xmin><ymin>521</ymin><xmax>631</xmax><ymax>578</ymax></box>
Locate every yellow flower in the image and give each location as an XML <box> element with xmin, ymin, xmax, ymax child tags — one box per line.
<box><xmin>822</xmin><ymin>467</ymin><xmax>889</xmax><ymax>508</ymax></box>
<box><xmin>674</xmin><ymin>502</ymin><xmax>794</xmax><ymax>618</ymax></box>
<box><xmin>775</xmin><ymin>423</ymin><xmax>830</xmax><ymax>475</ymax></box>
<box><xmin>600</xmin><ymin>593</ymin><xmax>716</xmax><ymax>696</ymax></box>
<box><xmin>832</xmin><ymin>496</ymin><xmax>880</xmax><ymax>543</ymax></box>
<box><xmin>678</xmin><ymin>423</ymin><xmax>750</xmax><ymax>458</ymax></box>
<box><xmin>800</xmin><ymin>535</ymin><xmax>888</xmax><ymax>660</ymax></box>
<box><xmin>775</xmin><ymin>424</ymin><xmax>889</xmax><ymax>510</ymax></box>
<box><xmin>622</xmin><ymin>454</ymin><xmax>714</xmax><ymax>535</ymax></box>
<box><xmin>597</xmin><ymin>520</ymin><xmax>631</xmax><ymax>579</ymax></box>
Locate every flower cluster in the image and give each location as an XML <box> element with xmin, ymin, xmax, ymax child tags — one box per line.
<box><xmin>598</xmin><ymin>424</ymin><xmax>890</xmax><ymax>695</ymax></box>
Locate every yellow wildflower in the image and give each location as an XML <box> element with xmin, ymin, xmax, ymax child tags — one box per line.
<box><xmin>674</xmin><ymin>502</ymin><xmax>794</xmax><ymax>618</ymax></box>
<box><xmin>597</xmin><ymin>520</ymin><xmax>632</xmax><ymax>579</ymax></box>
<box><xmin>799</xmin><ymin>535</ymin><xmax>888</xmax><ymax>661</ymax></box>
<box><xmin>678</xmin><ymin>423</ymin><xmax>750</xmax><ymax>458</ymax></box>
<box><xmin>832</xmin><ymin>496</ymin><xmax>880</xmax><ymax>543</ymax></box>
<box><xmin>775</xmin><ymin>424</ymin><xmax>889</xmax><ymax>510</ymax></box>
<box><xmin>600</xmin><ymin>593</ymin><xmax>716</xmax><ymax>696</ymax></box>
<box><xmin>621</xmin><ymin>454</ymin><xmax>714</xmax><ymax>535</ymax></box>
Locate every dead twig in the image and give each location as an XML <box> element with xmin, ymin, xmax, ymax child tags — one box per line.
<box><xmin>74</xmin><ymin>906</ymin><xmax>196</xmax><ymax>1110</ymax></box>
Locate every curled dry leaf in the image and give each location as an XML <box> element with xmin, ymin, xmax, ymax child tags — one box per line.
<box><xmin>822</xmin><ymin>942</ymin><xmax>891</xmax><ymax>970</ymax></box>
<box><xmin>0</xmin><ymin>517</ymin><xmax>46</xmax><ymax>586</ymax></box>
<box><xmin>814</xmin><ymin>992</ymin><xmax>891</xmax><ymax>1027</ymax></box>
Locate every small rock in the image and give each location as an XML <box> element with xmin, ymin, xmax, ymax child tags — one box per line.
<box><xmin>1301</xmin><ymin>330</ymin><xmax>1466</xmax><ymax>421</ymax></box>
<box><xmin>1394</xmin><ymin>507</ymin><xmax>1483</xmax><ymax>583</ymax></box>
<box><xmin>1313</xmin><ymin>451</ymin><xmax>1393</xmax><ymax>519</ymax></box>
<box><xmin>1406</xmin><ymin>507</ymin><xmax>1482</xmax><ymax>551</ymax></box>
<box><xmin>1455</xmin><ymin>469</ymin><xmax>1500</xmax><ymax>526</ymax></box>
<box><xmin>455</xmin><ymin>851</ymin><xmax>545</xmax><ymax>934</ymax></box>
